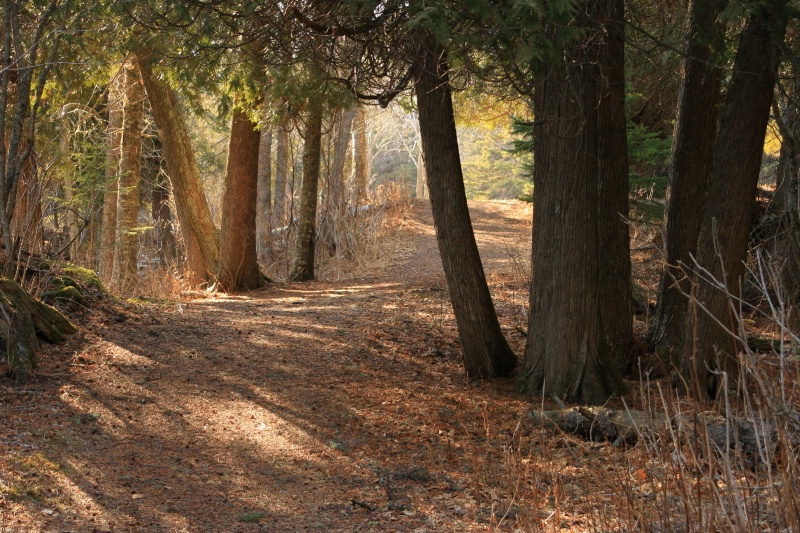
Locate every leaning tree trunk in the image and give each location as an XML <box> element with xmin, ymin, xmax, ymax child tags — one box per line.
<box><xmin>691</xmin><ymin>1</ymin><xmax>788</xmax><ymax>397</ymax></box>
<box><xmin>518</xmin><ymin>0</ymin><xmax>629</xmax><ymax>404</ymax></box>
<box><xmin>289</xmin><ymin>101</ymin><xmax>323</xmax><ymax>282</ymax></box>
<box><xmin>256</xmin><ymin>124</ymin><xmax>272</xmax><ymax>264</ymax></box>
<box><xmin>273</xmin><ymin>108</ymin><xmax>291</xmax><ymax>227</ymax></box>
<box><xmin>352</xmin><ymin>106</ymin><xmax>369</xmax><ymax>208</ymax></box>
<box><xmin>650</xmin><ymin>0</ymin><xmax>728</xmax><ymax>367</ymax></box>
<box><xmin>413</xmin><ymin>31</ymin><xmax>516</xmax><ymax>380</ymax></box>
<box><xmin>219</xmin><ymin>107</ymin><xmax>264</xmax><ymax>291</ymax></box>
<box><xmin>137</xmin><ymin>54</ymin><xmax>220</xmax><ymax>285</ymax></box>
<box><xmin>100</xmin><ymin>67</ymin><xmax>124</xmax><ymax>282</ymax></box>
<box><xmin>110</xmin><ymin>62</ymin><xmax>144</xmax><ymax>292</ymax></box>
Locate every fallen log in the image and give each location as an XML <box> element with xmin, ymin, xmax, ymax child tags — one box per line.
<box><xmin>529</xmin><ymin>406</ymin><xmax>797</xmax><ymax>463</ymax></box>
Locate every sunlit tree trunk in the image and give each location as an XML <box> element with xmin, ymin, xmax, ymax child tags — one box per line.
<box><xmin>110</xmin><ymin>62</ymin><xmax>144</xmax><ymax>292</ymax></box>
<box><xmin>100</xmin><ymin>68</ymin><xmax>123</xmax><ymax>282</ymax></box>
<box><xmin>413</xmin><ymin>30</ymin><xmax>516</xmax><ymax>379</ymax></box>
<box><xmin>691</xmin><ymin>1</ymin><xmax>788</xmax><ymax>397</ymax></box>
<box><xmin>219</xmin><ymin>107</ymin><xmax>263</xmax><ymax>291</ymax></box>
<box><xmin>289</xmin><ymin>101</ymin><xmax>323</xmax><ymax>281</ymax></box>
<box><xmin>415</xmin><ymin>142</ymin><xmax>428</xmax><ymax>200</ymax></box>
<box><xmin>137</xmin><ymin>54</ymin><xmax>220</xmax><ymax>285</ymax></box>
<box><xmin>256</xmin><ymin>124</ymin><xmax>272</xmax><ymax>265</ymax></box>
<box><xmin>650</xmin><ymin>0</ymin><xmax>728</xmax><ymax>366</ymax></box>
<box><xmin>518</xmin><ymin>0</ymin><xmax>629</xmax><ymax>403</ymax></box>
<box><xmin>323</xmin><ymin>105</ymin><xmax>355</xmax><ymax>255</ymax></box>
<box><xmin>352</xmin><ymin>106</ymin><xmax>369</xmax><ymax>208</ymax></box>
<box><xmin>10</xmin><ymin>144</ymin><xmax>41</xmax><ymax>256</ymax></box>
<box><xmin>273</xmin><ymin>109</ymin><xmax>291</xmax><ymax>227</ymax></box>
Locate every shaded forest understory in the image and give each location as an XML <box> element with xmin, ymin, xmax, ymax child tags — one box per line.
<box><xmin>3</xmin><ymin>200</ymin><xmax>793</xmax><ymax>532</ymax></box>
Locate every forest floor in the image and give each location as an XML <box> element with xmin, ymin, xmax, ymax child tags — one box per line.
<box><xmin>0</xmin><ymin>199</ymin><xmax>741</xmax><ymax>532</ymax></box>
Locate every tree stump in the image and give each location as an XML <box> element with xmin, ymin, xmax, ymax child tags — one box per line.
<box><xmin>0</xmin><ymin>279</ymin><xmax>76</xmax><ymax>383</ymax></box>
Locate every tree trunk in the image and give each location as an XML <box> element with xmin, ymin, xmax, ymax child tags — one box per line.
<box><xmin>415</xmin><ymin>142</ymin><xmax>428</xmax><ymax>200</ymax></box>
<box><xmin>352</xmin><ymin>106</ymin><xmax>369</xmax><ymax>208</ymax></box>
<box><xmin>596</xmin><ymin>0</ymin><xmax>632</xmax><ymax>375</ymax></box>
<box><xmin>650</xmin><ymin>0</ymin><xmax>728</xmax><ymax>366</ymax></box>
<box><xmin>0</xmin><ymin>278</ymin><xmax>75</xmax><ymax>383</ymax></box>
<box><xmin>323</xmin><ymin>105</ymin><xmax>355</xmax><ymax>255</ymax></box>
<box><xmin>100</xmin><ymin>67</ymin><xmax>123</xmax><ymax>282</ymax></box>
<box><xmin>10</xmin><ymin>144</ymin><xmax>42</xmax><ymax>257</ymax></box>
<box><xmin>152</xmin><ymin>167</ymin><xmax>176</xmax><ymax>267</ymax></box>
<box><xmin>413</xmin><ymin>31</ymin><xmax>516</xmax><ymax>380</ymax></box>
<box><xmin>273</xmin><ymin>108</ymin><xmax>291</xmax><ymax>227</ymax></box>
<box><xmin>518</xmin><ymin>0</ymin><xmax>629</xmax><ymax>403</ymax></box>
<box><xmin>289</xmin><ymin>102</ymin><xmax>323</xmax><ymax>282</ymax></box>
<box><xmin>219</xmin><ymin>107</ymin><xmax>264</xmax><ymax>291</ymax></box>
<box><xmin>256</xmin><ymin>124</ymin><xmax>272</xmax><ymax>264</ymax></box>
<box><xmin>110</xmin><ymin>62</ymin><xmax>144</xmax><ymax>292</ymax></box>
<box><xmin>137</xmin><ymin>54</ymin><xmax>220</xmax><ymax>285</ymax></box>
<box><xmin>690</xmin><ymin>1</ymin><xmax>788</xmax><ymax>397</ymax></box>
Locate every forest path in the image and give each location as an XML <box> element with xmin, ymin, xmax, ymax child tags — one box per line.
<box><xmin>3</xmin><ymin>200</ymin><xmax>536</xmax><ymax>532</ymax></box>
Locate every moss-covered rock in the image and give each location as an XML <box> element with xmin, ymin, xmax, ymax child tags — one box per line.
<box><xmin>52</xmin><ymin>285</ymin><xmax>85</xmax><ymax>305</ymax></box>
<box><xmin>61</xmin><ymin>264</ymin><xmax>105</xmax><ymax>293</ymax></box>
<box><xmin>0</xmin><ymin>279</ymin><xmax>76</xmax><ymax>383</ymax></box>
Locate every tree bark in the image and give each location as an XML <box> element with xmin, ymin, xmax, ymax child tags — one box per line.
<box><xmin>413</xmin><ymin>31</ymin><xmax>516</xmax><ymax>380</ymax></box>
<box><xmin>323</xmin><ymin>105</ymin><xmax>355</xmax><ymax>255</ymax></box>
<box><xmin>596</xmin><ymin>0</ymin><xmax>632</xmax><ymax>375</ymax></box>
<box><xmin>100</xmin><ymin>68</ymin><xmax>123</xmax><ymax>281</ymax></box>
<box><xmin>518</xmin><ymin>0</ymin><xmax>629</xmax><ymax>403</ymax></box>
<box><xmin>137</xmin><ymin>54</ymin><xmax>220</xmax><ymax>285</ymax></box>
<box><xmin>690</xmin><ymin>1</ymin><xmax>788</xmax><ymax>397</ymax></box>
<box><xmin>273</xmin><ymin>108</ymin><xmax>291</xmax><ymax>227</ymax></box>
<box><xmin>289</xmin><ymin>101</ymin><xmax>323</xmax><ymax>281</ymax></box>
<box><xmin>151</xmin><ymin>162</ymin><xmax>176</xmax><ymax>267</ymax></box>
<box><xmin>256</xmin><ymin>124</ymin><xmax>272</xmax><ymax>264</ymax></box>
<box><xmin>352</xmin><ymin>106</ymin><xmax>369</xmax><ymax>208</ymax></box>
<box><xmin>650</xmin><ymin>0</ymin><xmax>728</xmax><ymax>366</ymax></box>
<box><xmin>110</xmin><ymin>62</ymin><xmax>144</xmax><ymax>292</ymax></box>
<box><xmin>219</xmin><ymin>107</ymin><xmax>264</xmax><ymax>291</ymax></box>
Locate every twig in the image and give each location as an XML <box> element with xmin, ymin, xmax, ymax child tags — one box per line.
<box><xmin>351</xmin><ymin>499</ymin><xmax>375</xmax><ymax>512</ymax></box>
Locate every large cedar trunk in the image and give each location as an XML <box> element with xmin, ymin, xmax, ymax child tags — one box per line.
<box><xmin>100</xmin><ymin>68</ymin><xmax>123</xmax><ymax>282</ymax></box>
<box><xmin>596</xmin><ymin>0</ymin><xmax>632</xmax><ymax>375</ymax></box>
<box><xmin>352</xmin><ymin>106</ymin><xmax>369</xmax><ymax>208</ymax></box>
<box><xmin>413</xmin><ymin>31</ymin><xmax>516</xmax><ymax>379</ymax></box>
<box><xmin>289</xmin><ymin>102</ymin><xmax>323</xmax><ymax>282</ymax></box>
<box><xmin>219</xmin><ymin>108</ymin><xmax>264</xmax><ymax>291</ymax></box>
<box><xmin>137</xmin><ymin>54</ymin><xmax>220</xmax><ymax>285</ymax></box>
<box><xmin>650</xmin><ymin>0</ymin><xmax>727</xmax><ymax>365</ymax></box>
<box><xmin>273</xmin><ymin>109</ymin><xmax>291</xmax><ymax>227</ymax></box>
<box><xmin>690</xmin><ymin>2</ymin><xmax>788</xmax><ymax>396</ymax></box>
<box><xmin>518</xmin><ymin>0</ymin><xmax>629</xmax><ymax>403</ymax></box>
<box><xmin>110</xmin><ymin>62</ymin><xmax>144</xmax><ymax>292</ymax></box>
<box><xmin>256</xmin><ymin>126</ymin><xmax>272</xmax><ymax>264</ymax></box>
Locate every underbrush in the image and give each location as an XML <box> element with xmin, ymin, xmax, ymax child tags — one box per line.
<box><xmin>469</xmin><ymin>245</ymin><xmax>799</xmax><ymax>531</ymax></box>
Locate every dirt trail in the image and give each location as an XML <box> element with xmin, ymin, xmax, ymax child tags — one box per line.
<box><xmin>2</xmin><ymin>200</ymin><xmax>535</xmax><ymax>532</ymax></box>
